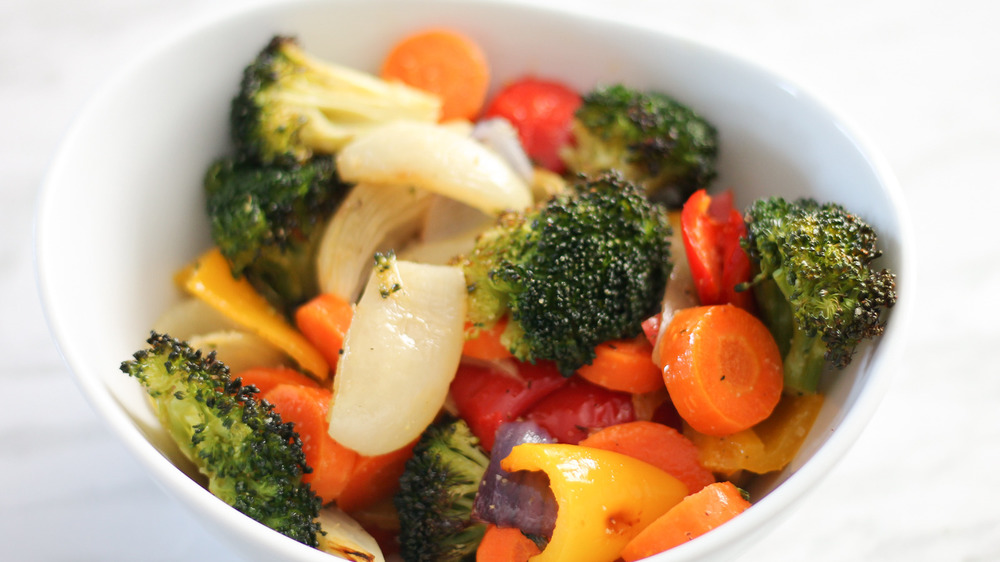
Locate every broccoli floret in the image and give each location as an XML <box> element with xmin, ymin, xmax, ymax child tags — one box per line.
<box><xmin>561</xmin><ymin>84</ymin><xmax>719</xmax><ymax>208</ymax></box>
<box><xmin>462</xmin><ymin>171</ymin><xmax>673</xmax><ymax>375</ymax></box>
<box><xmin>394</xmin><ymin>416</ymin><xmax>491</xmax><ymax>562</ymax></box>
<box><xmin>740</xmin><ymin>197</ymin><xmax>898</xmax><ymax>394</ymax></box>
<box><xmin>204</xmin><ymin>154</ymin><xmax>350</xmax><ymax>315</ymax></box>
<box><xmin>231</xmin><ymin>35</ymin><xmax>441</xmax><ymax>167</ymax></box>
<box><xmin>120</xmin><ymin>332</ymin><xmax>322</xmax><ymax>546</ymax></box>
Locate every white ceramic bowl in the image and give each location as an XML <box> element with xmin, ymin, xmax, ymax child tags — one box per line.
<box><xmin>36</xmin><ymin>0</ymin><xmax>914</xmax><ymax>560</ymax></box>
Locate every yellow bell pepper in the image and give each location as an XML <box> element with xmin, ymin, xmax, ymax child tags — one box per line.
<box><xmin>685</xmin><ymin>392</ymin><xmax>825</xmax><ymax>475</ymax></box>
<box><xmin>175</xmin><ymin>247</ymin><xmax>329</xmax><ymax>380</ymax></box>
<box><xmin>501</xmin><ymin>443</ymin><xmax>689</xmax><ymax>562</ymax></box>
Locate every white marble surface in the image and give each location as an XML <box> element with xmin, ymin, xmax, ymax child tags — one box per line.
<box><xmin>4</xmin><ymin>0</ymin><xmax>999</xmax><ymax>559</ymax></box>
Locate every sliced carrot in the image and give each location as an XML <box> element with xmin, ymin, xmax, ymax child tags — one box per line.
<box><xmin>261</xmin><ymin>384</ymin><xmax>359</xmax><ymax>504</ymax></box>
<box><xmin>620</xmin><ymin>481</ymin><xmax>751</xmax><ymax>561</ymax></box>
<box><xmin>579</xmin><ymin>421</ymin><xmax>715</xmax><ymax>494</ymax></box>
<box><xmin>295</xmin><ymin>292</ymin><xmax>354</xmax><ymax>373</ymax></box>
<box><xmin>576</xmin><ymin>335</ymin><xmax>664</xmax><ymax>394</ymax></box>
<box><xmin>476</xmin><ymin>524</ymin><xmax>542</xmax><ymax>562</ymax></box>
<box><xmin>234</xmin><ymin>366</ymin><xmax>320</xmax><ymax>396</ymax></box>
<box><xmin>659</xmin><ymin>305</ymin><xmax>783</xmax><ymax>436</ymax></box>
<box><xmin>336</xmin><ymin>439</ymin><xmax>417</xmax><ymax>514</ymax></box>
<box><xmin>462</xmin><ymin>318</ymin><xmax>514</xmax><ymax>361</ymax></box>
<box><xmin>381</xmin><ymin>28</ymin><xmax>490</xmax><ymax>121</ymax></box>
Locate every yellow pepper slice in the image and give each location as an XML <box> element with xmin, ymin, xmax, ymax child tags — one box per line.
<box><xmin>685</xmin><ymin>392</ymin><xmax>825</xmax><ymax>475</ymax></box>
<box><xmin>175</xmin><ymin>247</ymin><xmax>329</xmax><ymax>380</ymax></box>
<box><xmin>501</xmin><ymin>443</ymin><xmax>689</xmax><ymax>562</ymax></box>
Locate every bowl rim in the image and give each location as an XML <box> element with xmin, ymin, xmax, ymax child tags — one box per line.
<box><xmin>34</xmin><ymin>0</ymin><xmax>915</xmax><ymax>560</ymax></box>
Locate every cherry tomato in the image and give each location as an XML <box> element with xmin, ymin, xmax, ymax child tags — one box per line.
<box><xmin>482</xmin><ymin>76</ymin><xmax>582</xmax><ymax>173</ymax></box>
<box><xmin>449</xmin><ymin>360</ymin><xmax>568</xmax><ymax>451</ymax></box>
<box><xmin>680</xmin><ymin>189</ymin><xmax>756</xmax><ymax>312</ymax></box>
<box><xmin>524</xmin><ymin>376</ymin><xmax>636</xmax><ymax>445</ymax></box>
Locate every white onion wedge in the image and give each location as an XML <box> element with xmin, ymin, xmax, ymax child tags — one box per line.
<box><xmin>154</xmin><ymin>299</ymin><xmax>290</xmax><ymax>372</ymax></box>
<box><xmin>336</xmin><ymin>121</ymin><xmax>532</xmax><ymax>214</ymax></box>
<box><xmin>399</xmin><ymin>195</ymin><xmax>494</xmax><ymax>265</ymax></box>
<box><xmin>316</xmin><ymin>183</ymin><xmax>433</xmax><ymax>303</ymax></box>
<box><xmin>153</xmin><ymin>297</ymin><xmax>240</xmax><ymax>340</ymax></box>
<box><xmin>187</xmin><ymin>330</ymin><xmax>289</xmax><ymax>374</ymax></box>
<box><xmin>327</xmin><ymin>258</ymin><xmax>466</xmax><ymax>456</ymax></box>
<box><xmin>315</xmin><ymin>506</ymin><xmax>385</xmax><ymax>562</ymax></box>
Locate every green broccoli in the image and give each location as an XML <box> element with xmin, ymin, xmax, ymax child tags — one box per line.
<box><xmin>560</xmin><ymin>83</ymin><xmax>719</xmax><ymax>208</ymax></box>
<box><xmin>230</xmin><ymin>35</ymin><xmax>441</xmax><ymax>167</ymax></box>
<box><xmin>204</xmin><ymin>154</ymin><xmax>350</xmax><ymax>315</ymax></box>
<box><xmin>394</xmin><ymin>416</ymin><xmax>491</xmax><ymax>562</ymax></box>
<box><xmin>120</xmin><ymin>332</ymin><xmax>322</xmax><ymax>546</ymax></box>
<box><xmin>740</xmin><ymin>197</ymin><xmax>897</xmax><ymax>395</ymax></box>
<box><xmin>462</xmin><ymin>171</ymin><xmax>673</xmax><ymax>375</ymax></box>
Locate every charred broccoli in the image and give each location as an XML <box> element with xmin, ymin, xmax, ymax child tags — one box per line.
<box><xmin>394</xmin><ymin>416</ymin><xmax>491</xmax><ymax>562</ymax></box>
<box><xmin>204</xmin><ymin>154</ymin><xmax>350</xmax><ymax>315</ymax></box>
<box><xmin>120</xmin><ymin>332</ymin><xmax>322</xmax><ymax>546</ymax></box>
<box><xmin>462</xmin><ymin>171</ymin><xmax>673</xmax><ymax>375</ymax></box>
<box><xmin>231</xmin><ymin>35</ymin><xmax>441</xmax><ymax>167</ymax></box>
<box><xmin>560</xmin><ymin>84</ymin><xmax>719</xmax><ymax>208</ymax></box>
<box><xmin>740</xmin><ymin>197</ymin><xmax>897</xmax><ymax>394</ymax></box>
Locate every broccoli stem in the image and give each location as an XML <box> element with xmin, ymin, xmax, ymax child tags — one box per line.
<box><xmin>752</xmin><ymin>274</ymin><xmax>826</xmax><ymax>394</ymax></box>
<box><xmin>782</xmin><ymin>328</ymin><xmax>828</xmax><ymax>395</ymax></box>
<box><xmin>751</xmin><ymin>277</ymin><xmax>793</xmax><ymax>356</ymax></box>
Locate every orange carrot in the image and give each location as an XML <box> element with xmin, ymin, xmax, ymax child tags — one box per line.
<box><xmin>579</xmin><ymin>421</ymin><xmax>715</xmax><ymax>494</ymax></box>
<box><xmin>620</xmin><ymin>481</ymin><xmax>751</xmax><ymax>561</ymax></box>
<box><xmin>295</xmin><ymin>293</ymin><xmax>354</xmax><ymax>373</ymax></box>
<box><xmin>336</xmin><ymin>439</ymin><xmax>417</xmax><ymax>514</ymax></box>
<box><xmin>462</xmin><ymin>318</ymin><xmax>514</xmax><ymax>361</ymax></box>
<box><xmin>262</xmin><ymin>384</ymin><xmax>359</xmax><ymax>504</ymax></box>
<box><xmin>659</xmin><ymin>304</ymin><xmax>783</xmax><ymax>436</ymax></box>
<box><xmin>381</xmin><ymin>28</ymin><xmax>490</xmax><ymax>121</ymax></box>
<box><xmin>576</xmin><ymin>335</ymin><xmax>664</xmax><ymax>394</ymax></box>
<box><xmin>234</xmin><ymin>366</ymin><xmax>320</xmax><ymax>396</ymax></box>
<box><xmin>476</xmin><ymin>524</ymin><xmax>542</xmax><ymax>562</ymax></box>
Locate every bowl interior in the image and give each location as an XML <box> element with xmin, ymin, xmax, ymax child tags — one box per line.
<box><xmin>36</xmin><ymin>0</ymin><xmax>911</xmax><ymax>560</ymax></box>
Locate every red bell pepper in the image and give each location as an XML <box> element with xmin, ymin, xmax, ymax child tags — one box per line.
<box><xmin>449</xmin><ymin>359</ymin><xmax>568</xmax><ymax>451</ymax></box>
<box><xmin>680</xmin><ymin>189</ymin><xmax>756</xmax><ymax>312</ymax></box>
<box><xmin>523</xmin><ymin>376</ymin><xmax>636</xmax><ymax>445</ymax></box>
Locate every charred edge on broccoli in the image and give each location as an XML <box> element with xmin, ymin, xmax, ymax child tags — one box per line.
<box><xmin>562</xmin><ymin>83</ymin><xmax>719</xmax><ymax>208</ymax></box>
<box><xmin>204</xmin><ymin>153</ymin><xmax>350</xmax><ymax>315</ymax></box>
<box><xmin>120</xmin><ymin>332</ymin><xmax>322</xmax><ymax>546</ymax></box>
<box><xmin>463</xmin><ymin>170</ymin><xmax>673</xmax><ymax>375</ymax></box>
<box><xmin>740</xmin><ymin>197</ymin><xmax>897</xmax><ymax>394</ymax></box>
<box><xmin>394</xmin><ymin>416</ymin><xmax>491</xmax><ymax>562</ymax></box>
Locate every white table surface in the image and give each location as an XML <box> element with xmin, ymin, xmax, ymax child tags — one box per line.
<box><xmin>4</xmin><ymin>0</ymin><xmax>998</xmax><ymax>559</ymax></box>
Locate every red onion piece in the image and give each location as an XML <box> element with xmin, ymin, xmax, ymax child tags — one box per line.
<box><xmin>472</xmin><ymin>421</ymin><xmax>558</xmax><ymax>537</ymax></box>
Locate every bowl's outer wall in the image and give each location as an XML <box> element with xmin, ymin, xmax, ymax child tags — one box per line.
<box><xmin>36</xmin><ymin>0</ymin><xmax>910</xmax><ymax>561</ymax></box>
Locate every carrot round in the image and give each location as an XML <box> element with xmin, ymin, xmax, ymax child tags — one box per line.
<box><xmin>620</xmin><ymin>481</ymin><xmax>751</xmax><ymax>561</ymax></box>
<box><xmin>659</xmin><ymin>305</ymin><xmax>783</xmax><ymax>436</ymax></box>
<box><xmin>576</xmin><ymin>335</ymin><xmax>664</xmax><ymax>394</ymax></box>
<box><xmin>294</xmin><ymin>292</ymin><xmax>354</xmax><ymax>373</ymax></box>
<box><xmin>381</xmin><ymin>28</ymin><xmax>490</xmax><ymax>121</ymax></box>
<box><xmin>336</xmin><ymin>439</ymin><xmax>417</xmax><ymax>513</ymax></box>
<box><xmin>476</xmin><ymin>524</ymin><xmax>542</xmax><ymax>562</ymax></box>
<box><xmin>235</xmin><ymin>365</ymin><xmax>320</xmax><ymax>396</ymax></box>
<box><xmin>463</xmin><ymin>318</ymin><xmax>514</xmax><ymax>361</ymax></box>
<box><xmin>579</xmin><ymin>421</ymin><xmax>715</xmax><ymax>494</ymax></box>
<box><xmin>262</xmin><ymin>384</ymin><xmax>359</xmax><ymax>504</ymax></box>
